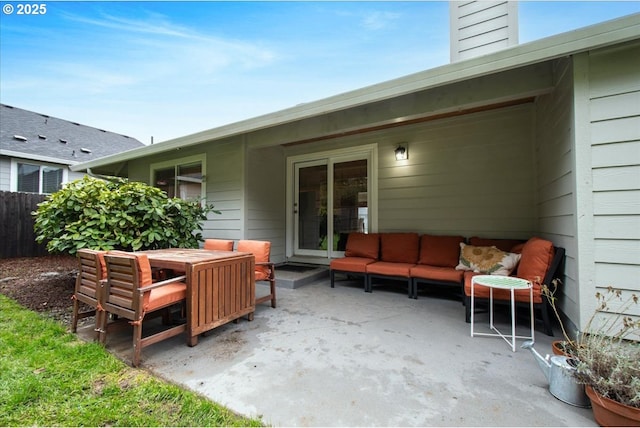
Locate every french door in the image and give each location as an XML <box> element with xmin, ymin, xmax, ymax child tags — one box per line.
<box><xmin>292</xmin><ymin>152</ymin><xmax>370</xmax><ymax>259</ymax></box>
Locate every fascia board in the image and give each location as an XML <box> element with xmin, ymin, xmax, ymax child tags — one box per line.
<box><xmin>0</xmin><ymin>150</ymin><xmax>78</xmax><ymax>166</ymax></box>
<box><xmin>71</xmin><ymin>13</ymin><xmax>640</xmax><ymax>173</ymax></box>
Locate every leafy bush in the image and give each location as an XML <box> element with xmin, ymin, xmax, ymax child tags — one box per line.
<box><xmin>33</xmin><ymin>176</ymin><xmax>219</xmax><ymax>254</ymax></box>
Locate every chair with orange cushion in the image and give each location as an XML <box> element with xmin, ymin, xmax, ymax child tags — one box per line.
<box><xmin>204</xmin><ymin>239</ymin><xmax>234</xmax><ymax>251</ymax></box>
<box><xmin>237</xmin><ymin>240</ymin><xmax>276</xmax><ymax>308</ymax></box>
<box><xmin>463</xmin><ymin>237</ymin><xmax>565</xmax><ymax>336</ymax></box>
<box><xmin>330</xmin><ymin>233</ymin><xmax>379</xmax><ymax>291</ymax></box>
<box><xmin>71</xmin><ymin>249</ymin><xmax>107</xmax><ymax>339</ymax></box>
<box><xmin>101</xmin><ymin>252</ymin><xmax>188</xmax><ymax>366</ymax></box>
<box><xmin>366</xmin><ymin>233</ymin><xmax>420</xmax><ymax>298</ymax></box>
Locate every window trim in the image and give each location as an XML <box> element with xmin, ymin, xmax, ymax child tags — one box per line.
<box><xmin>10</xmin><ymin>159</ymin><xmax>68</xmax><ymax>194</ymax></box>
<box><xmin>150</xmin><ymin>154</ymin><xmax>206</xmax><ymax>202</ymax></box>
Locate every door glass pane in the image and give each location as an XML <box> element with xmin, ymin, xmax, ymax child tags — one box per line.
<box><xmin>42</xmin><ymin>166</ymin><xmax>63</xmax><ymax>194</ymax></box>
<box><xmin>298</xmin><ymin>165</ymin><xmax>327</xmax><ymax>251</ymax></box>
<box><xmin>333</xmin><ymin>160</ymin><xmax>368</xmax><ymax>251</ymax></box>
<box><xmin>177</xmin><ymin>163</ymin><xmax>202</xmax><ymax>200</ymax></box>
<box><xmin>17</xmin><ymin>163</ymin><xmax>39</xmax><ymax>193</ymax></box>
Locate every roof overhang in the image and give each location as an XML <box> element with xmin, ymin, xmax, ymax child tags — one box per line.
<box><xmin>71</xmin><ymin>12</ymin><xmax>640</xmax><ymax>173</ymax></box>
<box><xmin>0</xmin><ymin>149</ymin><xmax>79</xmax><ymax>166</ymax></box>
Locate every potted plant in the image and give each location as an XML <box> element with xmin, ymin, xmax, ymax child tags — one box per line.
<box><xmin>541</xmin><ymin>280</ymin><xmax>579</xmax><ymax>357</ymax></box>
<box><xmin>543</xmin><ymin>283</ymin><xmax>640</xmax><ymax>426</ymax></box>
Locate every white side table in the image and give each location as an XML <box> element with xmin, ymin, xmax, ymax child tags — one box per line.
<box><xmin>470</xmin><ymin>275</ymin><xmax>534</xmax><ymax>352</ymax></box>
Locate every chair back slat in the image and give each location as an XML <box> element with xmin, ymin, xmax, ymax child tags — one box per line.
<box><xmin>104</xmin><ymin>254</ymin><xmax>141</xmax><ymax>312</ymax></box>
<box><xmin>76</xmin><ymin>249</ymin><xmax>106</xmax><ymax>299</ymax></box>
<box><xmin>72</xmin><ymin>249</ymin><xmax>108</xmax><ymax>337</ymax></box>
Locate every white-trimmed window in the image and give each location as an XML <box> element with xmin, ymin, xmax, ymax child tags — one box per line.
<box><xmin>151</xmin><ymin>154</ymin><xmax>206</xmax><ymax>201</ymax></box>
<box><xmin>14</xmin><ymin>161</ymin><xmax>65</xmax><ymax>194</ymax></box>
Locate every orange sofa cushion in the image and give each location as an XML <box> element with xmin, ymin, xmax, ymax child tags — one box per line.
<box><xmin>469</xmin><ymin>237</ymin><xmax>525</xmax><ymax>253</ymax></box>
<box><xmin>464</xmin><ymin>271</ymin><xmax>542</xmax><ymax>304</ymax></box>
<box><xmin>330</xmin><ymin>257</ymin><xmax>375</xmax><ymax>274</ymax></box>
<box><xmin>418</xmin><ymin>234</ymin><xmax>465</xmax><ymax>268</ymax></box>
<box><xmin>516</xmin><ymin>237</ymin><xmax>555</xmax><ymax>285</ymax></box>
<box><xmin>379</xmin><ymin>233</ymin><xmax>419</xmax><ymax>263</ymax></box>
<box><xmin>410</xmin><ymin>265</ymin><xmax>464</xmax><ymax>283</ymax></box>
<box><xmin>366</xmin><ymin>261</ymin><xmax>414</xmax><ymax>277</ymax></box>
<box><xmin>344</xmin><ymin>233</ymin><xmax>379</xmax><ymax>260</ymax></box>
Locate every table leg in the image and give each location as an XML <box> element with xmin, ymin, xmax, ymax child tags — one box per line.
<box><xmin>489</xmin><ymin>287</ymin><xmax>494</xmax><ymax>330</ymax></box>
<box><xmin>188</xmin><ymin>335</ymin><xmax>198</xmax><ymax>347</ymax></box>
<box><xmin>510</xmin><ymin>287</ymin><xmax>516</xmax><ymax>352</ymax></box>
<box><xmin>470</xmin><ymin>280</ymin><xmax>475</xmax><ymax>337</ymax></box>
<box><xmin>529</xmin><ymin>287</ymin><xmax>535</xmax><ymax>345</ymax></box>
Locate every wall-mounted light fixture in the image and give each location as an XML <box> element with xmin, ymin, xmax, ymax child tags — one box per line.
<box><xmin>394</xmin><ymin>144</ymin><xmax>408</xmax><ymax>161</ymax></box>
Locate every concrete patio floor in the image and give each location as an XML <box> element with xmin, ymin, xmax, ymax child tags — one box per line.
<box><xmin>77</xmin><ymin>274</ymin><xmax>596</xmax><ymax>427</ymax></box>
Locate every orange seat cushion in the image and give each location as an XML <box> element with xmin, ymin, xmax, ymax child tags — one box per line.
<box><xmin>366</xmin><ymin>261</ymin><xmax>415</xmax><ymax>277</ymax></box>
<box><xmin>379</xmin><ymin>233</ymin><xmax>420</xmax><ymax>263</ymax></box>
<box><xmin>464</xmin><ymin>271</ymin><xmax>542</xmax><ymax>303</ymax></box>
<box><xmin>147</xmin><ymin>282</ymin><xmax>187</xmax><ymax>311</ymax></box>
<box><xmin>410</xmin><ymin>265</ymin><xmax>464</xmax><ymax>283</ymax></box>
<box><xmin>469</xmin><ymin>237</ymin><xmax>525</xmax><ymax>253</ymax></box>
<box><xmin>516</xmin><ymin>237</ymin><xmax>555</xmax><ymax>285</ymax></box>
<box><xmin>330</xmin><ymin>257</ymin><xmax>376</xmax><ymax>274</ymax></box>
<box><xmin>418</xmin><ymin>234</ymin><xmax>465</xmax><ymax>268</ymax></box>
<box><xmin>344</xmin><ymin>233</ymin><xmax>380</xmax><ymax>260</ymax></box>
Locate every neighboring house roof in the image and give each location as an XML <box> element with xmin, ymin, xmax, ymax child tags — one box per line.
<box><xmin>71</xmin><ymin>12</ymin><xmax>640</xmax><ymax>172</ymax></box>
<box><xmin>0</xmin><ymin>104</ymin><xmax>144</xmax><ymax>166</ymax></box>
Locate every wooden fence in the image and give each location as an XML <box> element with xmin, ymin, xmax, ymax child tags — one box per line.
<box><xmin>0</xmin><ymin>191</ymin><xmax>49</xmax><ymax>259</ymax></box>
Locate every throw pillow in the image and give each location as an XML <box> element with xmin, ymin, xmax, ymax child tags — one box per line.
<box><xmin>455</xmin><ymin>243</ymin><xmax>521</xmax><ymax>276</ymax></box>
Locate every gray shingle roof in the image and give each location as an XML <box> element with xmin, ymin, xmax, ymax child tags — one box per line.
<box><xmin>0</xmin><ymin>104</ymin><xmax>144</xmax><ymax>164</ymax></box>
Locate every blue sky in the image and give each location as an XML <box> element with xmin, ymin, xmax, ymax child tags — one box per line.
<box><xmin>1</xmin><ymin>1</ymin><xmax>639</xmax><ymax>144</ymax></box>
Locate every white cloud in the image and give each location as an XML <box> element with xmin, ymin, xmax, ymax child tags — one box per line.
<box><xmin>361</xmin><ymin>11</ymin><xmax>402</xmax><ymax>30</ymax></box>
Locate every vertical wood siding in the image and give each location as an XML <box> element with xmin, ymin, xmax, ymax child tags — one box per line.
<box><xmin>0</xmin><ymin>191</ymin><xmax>49</xmax><ymax>258</ymax></box>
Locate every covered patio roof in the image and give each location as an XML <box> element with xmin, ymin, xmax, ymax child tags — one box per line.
<box><xmin>71</xmin><ymin>13</ymin><xmax>640</xmax><ymax>174</ymax></box>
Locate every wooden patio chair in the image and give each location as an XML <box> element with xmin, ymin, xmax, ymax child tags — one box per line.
<box><xmin>237</xmin><ymin>240</ymin><xmax>276</xmax><ymax>308</ymax></box>
<box><xmin>71</xmin><ymin>249</ymin><xmax>107</xmax><ymax>339</ymax></box>
<box><xmin>204</xmin><ymin>239</ymin><xmax>234</xmax><ymax>251</ymax></box>
<box><xmin>100</xmin><ymin>252</ymin><xmax>188</xmax><ymax>367</ymax></box>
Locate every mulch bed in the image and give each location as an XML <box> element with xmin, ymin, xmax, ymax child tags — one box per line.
<box><xmin>0</xmin><ymin>255</ymin><xmax>81</xmax><ymax>323</ymax></box>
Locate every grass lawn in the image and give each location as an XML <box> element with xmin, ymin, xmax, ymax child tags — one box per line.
<box><xmin>0</xmin><ymin>294</ymin><xmax>264</xmax><ymax>427</ymax></box>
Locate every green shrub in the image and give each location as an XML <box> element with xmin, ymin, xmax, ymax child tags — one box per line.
<box><xmin>33</xmin><ymin>176</ymin><xmax>219</xmax><ymax>254</ymax></box>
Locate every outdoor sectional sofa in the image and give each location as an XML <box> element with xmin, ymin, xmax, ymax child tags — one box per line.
<box><xmin>329</xmin><ymin>232</ymin><xmax>565</xmax><ymax>335</ymax></box>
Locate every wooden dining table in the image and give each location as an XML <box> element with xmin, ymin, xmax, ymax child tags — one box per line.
<box><xmin>141</xmin><ymin>248</ymin><xmax>255</xmax><ymax>346</ymax></box>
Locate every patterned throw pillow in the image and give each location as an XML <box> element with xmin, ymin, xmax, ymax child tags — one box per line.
<box><xmin>455</xmin><ymin>243</ymin><xmax>521</xmax><ymax>276</ymax></box>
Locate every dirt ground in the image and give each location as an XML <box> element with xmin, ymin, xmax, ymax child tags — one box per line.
<box><xmin>0</xmin><ymin>255</ymin><xmax>82</xmax><ymax>325</ymax></box>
